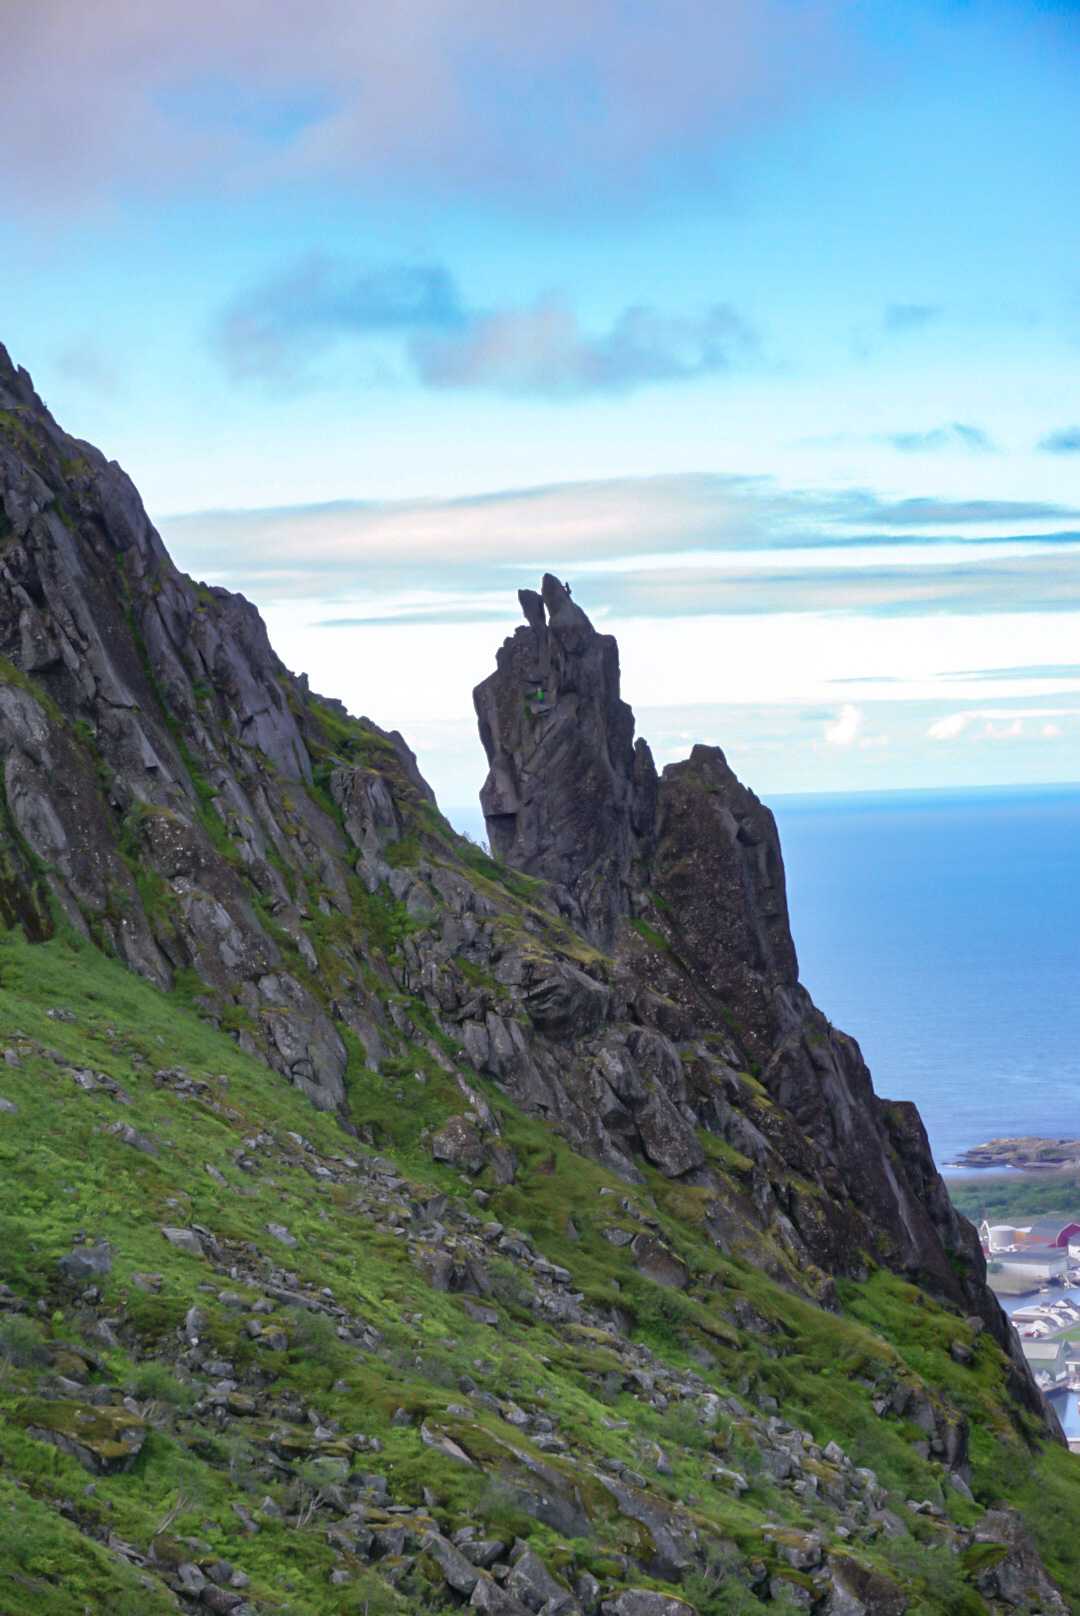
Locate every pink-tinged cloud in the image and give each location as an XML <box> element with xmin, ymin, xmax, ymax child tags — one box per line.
<box><xmin>412</xmin><ymin>298</ymin><xmax>755</xmax><ymax>395</ymax></box>
<box><xmin>0</xmin><ymin>1</ymin><xmax>854</xmax><ymax>210</ymax></box>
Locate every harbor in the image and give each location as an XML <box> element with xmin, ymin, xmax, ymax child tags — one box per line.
<box><xmin>978</xmin><ymin>1215</ymin><xmax>1080</xmax><ymax>1443</ymax></box>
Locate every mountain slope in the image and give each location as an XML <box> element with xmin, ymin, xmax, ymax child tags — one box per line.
<box><xmin>0</xmin><ymin>345</ymin><xmax>1075</xmax><ymax>1616</ymax></box>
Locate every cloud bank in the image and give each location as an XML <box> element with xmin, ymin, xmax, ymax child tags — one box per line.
<box><xmin>0</xmin><ymin>1</ymin><xmax>853</xmax><ymax>211</ymax></box>
<box><xmin>154</xmin><ymin>468</ymin><xmax>1080</xmax><ymax>804</ymax></box>
<box><xmin>159</xmin><ymin>473</ymin><xmax>1080</xmax><ymax>626</ymax></box>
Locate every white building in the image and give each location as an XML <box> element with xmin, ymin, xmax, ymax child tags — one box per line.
<box><xmin>987</xmin><ymin>1249</ymin><xmax>1069</xmax><ymax>1293</ymax></box>
<box><xmin>1021</xmin><ymin>1338</ymin><xmax>1068</xmax><ymax>1385</ymax></box>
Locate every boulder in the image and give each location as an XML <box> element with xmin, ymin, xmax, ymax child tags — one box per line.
<box><xmin>471</xmin><ymin>1574</ymin><xmax>533</xmax><ymax>1615</ymax></box>
<box><xmin>823</xmin><ymin>1555</ymin><xmax>909</xmax><ymax>1615</ymax></box>
<box><xmin>631</xmin><ymin>1234</ymin><xmax>689</xmax><ymax>1289</ymax></box>
<box><xmin>463</xmin><ymin>1540</ymin><xmax>507</xmax><ymax>1569</ymax></box>
<box><xmin>112</xmin><ymin>1121</ymin><xmax>159</xmax><ymax>1156</ymax></box>
<box><xmin>265</xmin><ymin>1222</ymin><xmax>299</xmax><ymax>1249</ymax></box>
<box><xmin>160</xmin><ymin>1226</ymin><xmax>204</xmax><ymax>1256</ymax></box>
<box><xmin>200</xmin><ymin>1588</ymin><xmax>245</xmax><ymax>1614</ymax></box>
<box><xmin>969</xmin><ymin>1511</ymin><xmax>1067</xmax><ymax>1612</ymax></box>
<box><xmin>24</xmin><ymin>1400</ymin><xmax>146</xmax><ymax>1475</ymax></box>
<box><xmin>634</xmin><ymin>1090</ymin><xmax>705</xmax><ymax>1178</ymax></box>
<box><xmin>484</xmin><ymin>1141</ymin><xmax>518</xmax><ymax>1185</ymax></box>
<box><xmin>506</xmin><ymin>1549</ymin><xmax>565</xmax><ymax>1613</ymax></box>
<box><xmin>58</xmin><ymin>1242</ymin><xmax>113</xmax><ymax>1282</ymax></box>
<box><xmin>420</xmin><ymin>1420</ymin><xmax>475</xmax><ymax>1465</ymax></box>
<box><xmin>432</xmin><ymin>1116</ymin><xmax>484</xmax><ymax>1174</ymax></box>
<box><xmin>422</xmin><ymin>1529</ymin><xmax>481</xmax><ymax>1594</ymax></box>
<box><xmin>600</xmin><ymin>1594</ymin><xmax>697</xmax><ymax>1616</ymax></box>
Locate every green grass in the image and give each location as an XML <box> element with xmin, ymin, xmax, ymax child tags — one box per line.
<box><xmin>948</xmin><ymin>1171</ymin><xmax>1080</xmax><ymax>1227</ymax></box>
<box><xmin>0</xmin><ymin>911</ymin><xmax>1074</xmax><ymax>1613</ymax></box>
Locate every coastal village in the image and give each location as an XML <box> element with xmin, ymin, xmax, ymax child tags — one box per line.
<box><xmin>981</xmin><ymin>1216</ymin><xmax>1080</xmax><ymax>1409</ymax></box>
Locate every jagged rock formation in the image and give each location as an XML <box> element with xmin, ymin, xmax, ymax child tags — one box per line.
<box><xmin>0</xmin><ymin>345</ymin><xmax>1073</xmax><ymax>1616</ymax></box>
<box><xmin>474</xmin><ymin>579</ymin><xmax>1048</xmax><ymax>1419</ymax></box>
<box><xmin>474</xmin><ymin>575</ymin><xmax>657</xmax><ymax>947</ymax></box>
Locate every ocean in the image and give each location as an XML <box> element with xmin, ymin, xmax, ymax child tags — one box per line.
<box><xmin>774</xmin><ymin>786</ymin><xmax>1080</xmax><ymax>1171</ymax></box>
<box><xmin>448</xmin><ymin>785</ymin><xmax>1080</xmax><ymax>1170</ymax></box>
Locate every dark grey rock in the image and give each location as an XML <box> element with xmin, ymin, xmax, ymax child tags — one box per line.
<box><xmin>506</xmin><ymin>1549</ymin><xmax>565</xmax><ymax>1613</ymax></box>
<box><xmin>631</xmin><ymin>1234</ymin><xmax>689</xmax><ymax>1289</ymax></box>
<box><xmin>58</xmin><ymin>1242</ymin><xmax>113</xmax><ymax>1282</ymax></box>
<box><xmin>422</xmin><ymin>1529</ymin><xmax>482</xmax><ymax>1594</ymax></box>
<box><xmin>474</xmin><ymin>575</ymin><xmax>656</xmax><ymax>947</ymax></box>
<box><xmin>432</xmin><ymin>1116</ymin><xmax>484</xmax><ymax>1174</ymax></box>
<box><xmin>969</xmin><ymin>1511</ymin><xmax>1067</xmax><ymax>1612</ymax></box>
<box><xmin>600</xmin><ymin>1594</ymin><xmax>697</xmax><ymax>1616</ymax></box>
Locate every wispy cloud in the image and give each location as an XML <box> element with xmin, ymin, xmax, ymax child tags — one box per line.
<box><xmin>214</xmin><ymin>258</ymin><xmax>755</xmax><ymax>396</ymax></box>
<box><xmin>215</xmin><ymin>257</ymin><xmax>465</xmax><ymax>383</ymax></box>
<box><xmin>928</xmin><ymin>707</ymin><xmax>1075</xmax><ymax>743</ymax></box>
<box><xmin>412</xmin><ymin>298</ymin><xmax>754</xmax><ymax>396</ymax></box>
<box><xmin>883</xmin><ymin>422</ymin><xmax>993</xmax><ymax>454</ymax></box>
<box><xmin>1039</xmin><ymin>425</ymin><xmax>1080</xmax><ymax>453</ymax></box>
<box><xmin>159</xmin><ymin>473</ymin><xmax>1080</xmax><ymax>630</ymax></box>
<box><xmin>53</xmin><ymin>339</ymin><xmax>123</xmax><ymax>398</ymax></box>
<box><xmin>928</xmin><ymin>712</ymin><xmax>969</xmax><ymax>740</ymax></box>
<box><xmin>882</xmin><ymin>302</ymin><xmax>942</xmax><ymax>333</ymax></box>
<box><xmin>838</xmin><ymin>495</ymin><xmax>1075</xmax><ymax>527</ymax></box>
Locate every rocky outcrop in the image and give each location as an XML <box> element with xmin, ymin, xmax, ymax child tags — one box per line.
<box><xmin>474</xmin><ymin>574</ymin><xmax>656</xmax><ymax>946</ymax></box>
<box><xmin>473</xmin><ymin>582</ymin><xmax>1053</xmax><ymax>1425</ymax></box>
<box><xmin>23</xmin><ymin>1399</ymin><xmax>147</xmax><ymax>1475</ymax></box>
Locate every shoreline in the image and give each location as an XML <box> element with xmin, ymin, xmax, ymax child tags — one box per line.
<box><xmin>947</xmin><ymin>1136</ymin><xmax>1080</xmax><ymax>1174</ymax></box>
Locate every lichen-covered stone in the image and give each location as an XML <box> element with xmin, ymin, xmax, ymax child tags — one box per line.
<box><xmin>22</xmin><ymin>1399</ymin><xmax>146</xmax><ymax>1474</ymax></box>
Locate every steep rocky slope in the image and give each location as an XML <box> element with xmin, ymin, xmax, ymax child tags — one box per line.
<box><xmin>0</xmin><ymin>344</ymin><xmax>1076</xmax><ymax>1616</ymax></box>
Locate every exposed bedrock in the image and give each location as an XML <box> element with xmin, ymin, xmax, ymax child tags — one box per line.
<box><xmin>474</xmin><ymin>573</ymin><xmax>656</xmax><ymax>948</ymax></box>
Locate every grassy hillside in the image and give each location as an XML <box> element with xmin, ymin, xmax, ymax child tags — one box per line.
<box><xmin>0</xmin><ymin>919</ymin><xmax>1075</xmax><ymax>1615</ymax></box>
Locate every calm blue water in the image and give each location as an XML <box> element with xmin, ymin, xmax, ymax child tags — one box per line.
<box><xmin>774</xmin><ymin>787</ymin><xmax>1080</xmax><ymax>1170</ymax></box>
<box><xmin>447</xmin><ymin>786</ymin><xmax>1080</xmax><ymax>1170</ymax></box>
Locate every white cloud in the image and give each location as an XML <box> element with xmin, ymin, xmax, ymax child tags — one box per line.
<box><xmin>1043</xmin><ymin>722</ymin><xmax>1061</xmax><ymax>737</ymax></box>
<box><xmin>928</xmin><ymin>712</ymin><xmax>970</xmax><ymax>740</ymax></box>
<box><xmin>824</xmin><ymin>704</ymin><xmax>864</xmax><ymax>748</ymax></box>
<box><xmin>981</xmin><ymin>719</ymin><xmax>1024</xmax><ymax>739</ymax></box>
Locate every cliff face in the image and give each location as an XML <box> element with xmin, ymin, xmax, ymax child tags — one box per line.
<box><xmin>0</xmin><ymin>344</ymin><xmax>436</xmax><ymax>1116</ymax></box>
<box><xmin>0</xmin><ymin>346</ymin><xmax>1073</xmax><ymax>1616</ymax></box>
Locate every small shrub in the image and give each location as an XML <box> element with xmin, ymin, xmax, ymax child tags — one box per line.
<box><xmin>0</xmin><ymin>1314</ymin><xmax>50</xmax><ymax>1374</ymax></box>
<box><xmin>288</xmin><ymin>1307</ymin><xmax>341</xmax><ymax>1368</ymax></box>
<box><xmin>131</xmin><ymin>1359</ymin><xmax>193</xmax><ymax>1409</ymax></box>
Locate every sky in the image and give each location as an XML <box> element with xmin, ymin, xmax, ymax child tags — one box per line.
<box><xmin>2</xmin><ymin>0</ymin><xmax>1079</xmax><ymax>820</ymax></box>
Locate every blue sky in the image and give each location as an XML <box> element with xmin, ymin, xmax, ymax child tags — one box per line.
<box><xmin>2</xmin><ymin>0</ymin><xmax>1079</xmax><ymax>814</ymax></box>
